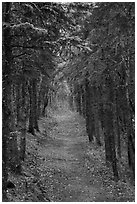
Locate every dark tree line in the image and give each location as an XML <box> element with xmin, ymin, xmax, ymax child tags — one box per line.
<box><xmin>65</xmin><ymin>3</ymin><xmax>135</xmax><ymax>181</ymax></box>
<box><xmin>2</xmin><ymin>2</ymin><xmax>73</xmax><ymax>200</ymax></box>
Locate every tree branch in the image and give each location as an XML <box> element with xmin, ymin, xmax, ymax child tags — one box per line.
<box><xmin>11</xmin><ymin>44</ymin><xmax>44</xmax><ymax>50</ymax></box>
<box><xmin>12</xmin><ymin>52</ymin><xmax>31</xmax><ymax>59</ymax></box>
<box><xmin>28</xmin><ymin>3</ymin><xmax>46</xmax><ymax>28</ymax></box>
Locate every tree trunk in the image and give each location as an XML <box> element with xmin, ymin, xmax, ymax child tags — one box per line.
<box><xmin>94</xmin><ymin>105</ymin><xmax>101</xmax><ymax>146</ymax></box>
<box><xmin>19</xmin><ymin>80</ymin><xmax>27</xmax><ymax>161</ymax></box>
<box><xmin>8</xmin><ymin>84</ymin><xmax>21</xmax><ymax>173</ymax></box>
<box><xmin>122</xmin><ymin>53</ymin><xmax>135</xmax><ymax>176</ymax></box>
<box><xmin>115</xmin><ymin>89</ymin><xmax>121</xmax><ymax>158</ymax></box>
<box><xmin>85</xmin><ymin>77</ymin><xmax>94</xmax><ymax>142</ymax></box>
<box><xmin>42</xmin><ymin>95</ymin><xmax>48</xmax><ymax>117</ymax></box>
<box><xmin>103</xmin><ymin>105</ymin><xmax>113</xmax><ymax>162</ymax></box>
<box><xmin>74</xmin><ymin>84</ymin><xmax>81</xmax><ymax>114</ymax></box>
<box><xmin>103</xmin><ymin>69</ymin><xmax>119</xmax><ymax>181</ymax></box>
<box><xmin>32</xmin><ymin>79</ymin><xmax>39</xmax><ymax>132</ymax></box>
<box><xmin>2</xmin><ymin>3</ymin><xmax>12</xmax><ymax>200</ymax></box>
<box><xmin>38</xmin><ymin>88</ymin><xmax>43</xmax><ymax>118</ymax></box>
<box><xmin>93</xmin><ymin>86</ymin><xmax>102</xmax><ymax>146</ymax></box>
<box><xmin>68</xmin><ymin>94</ymin><xmax>74</xmax><ymax>111</ymax></box>
<box><xmin>28</xmin><ymin>80</ymin><xmax>35</xmax><ymax>135</ymax></box>
<box><xmin>126</xmin><ymin>87</ymin><xmax>135</xmax><ymax>176</ymax></box>
<box><xmin>16</xmin><ymin>83</ymin><xmax>21</xmax><ymax>124</ymax></box>
<box><xmin>81</xmin><ymin>85</ymin><xmax>86</xmax><ymax>117</ymax></box>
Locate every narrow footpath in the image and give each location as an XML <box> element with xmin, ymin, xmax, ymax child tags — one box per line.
<box><xmin>8</xmin><ymin>110</ymin><xmax>134</xmax><ymax>201</ymax></box>
<box><xmin>37</xmin><ymin>111</ymin><xmax>101</xmax><ymax>202</ymax></box>
<box><xmin>29</xmin><ymin>110</ymin><xmax>134</xmax><ymax>202</ymax></box>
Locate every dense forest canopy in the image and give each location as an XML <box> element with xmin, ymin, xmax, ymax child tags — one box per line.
<box><xmin>2</xmin><ymin>2</ymin><xmax>135</xmax><ymax>201</ymax></box>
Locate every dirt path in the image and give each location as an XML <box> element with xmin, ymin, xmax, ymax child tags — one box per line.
<box><xmin>31</xmin><ymin>110</ymin><xmax>134</xmax><ymax>202</ymax></box>
<box><xmin>36</xmin><ymin>111</ymin><xmax>98</xmax><ymax>202</ymax></box>
<box><xmin>7</xmin><ymin>110</ymin><xmax>134</xmax><ymax>202</ymax></box>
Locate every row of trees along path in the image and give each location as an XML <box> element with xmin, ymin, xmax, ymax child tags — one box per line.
<box><xmin>2</xmin><ymin>2</ymin><xmax>135</xmax><ymax>201</ymax></box>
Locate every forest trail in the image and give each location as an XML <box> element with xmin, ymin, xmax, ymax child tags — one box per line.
<box><xmin>7</xmin><ymin>109</ymin><xmax>134</xmax><ymax>202</ymax></box>
<box><xmin>25</xmin><ymin>109</ymin><xmax>134</xmax><ymax>202</ymax></box>
<box><xmin>37</xmin><ymin>110</ymin><xmax>105</xmax><ymax>202</ymax></box>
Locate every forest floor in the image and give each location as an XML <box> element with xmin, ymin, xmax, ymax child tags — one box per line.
<box><xmin>7</xmin><ymin>109</ymin><xmax>135</xmax><ymax>202</ymax></box>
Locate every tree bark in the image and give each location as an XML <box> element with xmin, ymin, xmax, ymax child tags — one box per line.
<box><xmin>103</xmin><ymin>69</ymin><xmax>119</xmax><ymax>181</ymax></box>
<box><xmin>115</xmin><ymin>89</ymin><xmax>121</xmax><ymax>158</ymax></box>
<box><xmin>122</xmin><ymin>52</ymin><xmax>135</xmax><ymax>176</ymax></box>
<box><xmin>33</xmin><ymin>79</ymin><xmax>39</xmax><ymax>131</ymax></box>
<box><xmin>85</xmin><ymin>77</ymin><xmax>94</xmax><ymax>142</ymax></box>
<box><xmin>93</xmin><ymin>86</ymin><xmax>102</xmax><ymax>146</ymax></box>
<box><xmin>42</xmin><ymin>95</ymin><xmax>48</xmax><ymax>117</ymax></box>
<box><xmin>2</xmin><ymin>2</ymin><xmax>12</xmax><ymax>200</ymax></box>
<box><xmin>81</xmin><ymin>85</ymin><xmax>86</xmax><ymax>117</ymax></box>
<box><xmin>19</xmin><ymin>80</ymin><xmax>27</xmax><ymax>161</ymax></box>
<box><xmin>28</xmin><ymin>80</ymin><xmax>35</xmax><ymax>135</ymax></box>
